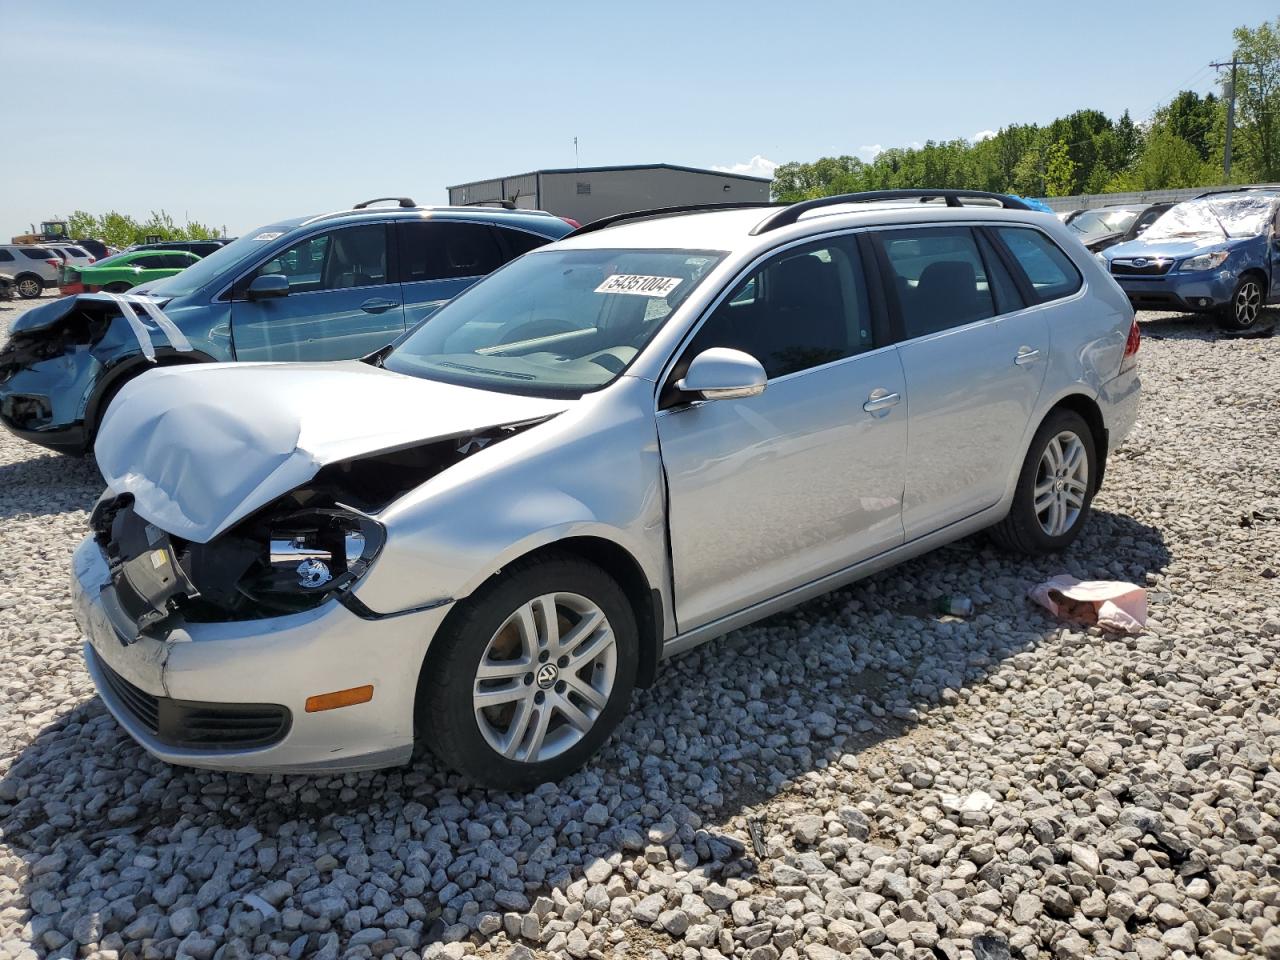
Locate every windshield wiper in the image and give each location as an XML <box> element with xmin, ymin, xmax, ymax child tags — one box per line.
<box><xmin>1204</xmin><ymin>207</ymin><xmax>1230</xmax><ymax>240</ymax></box>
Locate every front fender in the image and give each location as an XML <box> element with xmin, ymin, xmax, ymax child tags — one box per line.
<box><xmin>349</xmin><ymin>378</ymin><xmax>671</xmax><ymax>623</ymax></box>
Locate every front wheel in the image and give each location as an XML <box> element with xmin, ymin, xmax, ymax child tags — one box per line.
<box><xmin>15</xmin><ymin>275</ymin><xmax>43</xmax><ymax>299</ymax></box>
<box><xmin>1218</xmin><ymin>275</ymin><xmax>1263</xmax><ymax>331</ymax></box>
<box><xmin>990</xmin><ymin>409</ymin><xmax>1097</xmax><ymax>555</ymax></box>
<box><xmin>417</xmin><ymin>553</ymin><xmax>638</xmax><ymax>789</ymax></box>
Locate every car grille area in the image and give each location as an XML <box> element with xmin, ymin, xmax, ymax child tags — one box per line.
<box><xmin>92</xmin><ymin>648</ymin><xmax>291</xmax><ymax>751</ymax></box>
<box><xmin>1111</xmin><ymin>257</ymin><xmax>1174</xmax><ymax>276</ymax></box>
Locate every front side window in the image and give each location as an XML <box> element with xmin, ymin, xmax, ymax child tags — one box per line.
<box><xmin>20</xmin><ymin>248</ymin><xmax>51</xmax><ymax>260</ymax></box>
<box><xmin>399</xmin><ymin>221</ymin><xmax>504</xmax><ymax>283</ymax></box>
<box><xmin>0</xmin><ymin>250</ymin><xmax>13</xmax><ymax>262</ymax></box>
<box><xmin>685</xmin><ymin>236</ymin><xmax>874</xmax><ymax>379</ymax></box>
<box><xmin>994</xmin><ymin>227</ymin><xmax>1082</xmax><ymax>303</ymax></box>
<box><xmin>879</xmin><ymin>227</ymin><xmax>995</xmax><ymax>339</ymax></box>
<box><xmin>384</xmin><ymin>248</ymin><xmax>724</xmax><ymax>396</ymax></box>
<box><xmin>250</xmin><ymin>225</ymin><xmax>388</xmax><ymax>294</ymax></box>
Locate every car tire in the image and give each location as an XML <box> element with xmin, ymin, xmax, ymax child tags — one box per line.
<box><xmin>15</xmin><ymin>274</ymin><xmax>43</xmax><ymax>299</ymax></box>
<box><xmin>417</xmin><ymin>552</ymin><xmax>638</xmax><ymax>789</ymax></box>
<box><xmin>103</xmin><ymin>281</ymin><xmax>133</xmax><ymax>293</ymax></box>
<box><xmin>989</xmin><ymin>409</ymin><xmax>1097</xmax><ymax>556</ymax></box>
<box><xmin>1217</xmin><ymin>275</ymin><xmax>1264</xmax><ymax>331</ymax></box>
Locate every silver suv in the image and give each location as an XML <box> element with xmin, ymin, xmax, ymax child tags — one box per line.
<box><xmin>73</xmin><ymin>190</ymin><xmax>1141</xmax><ymax>788</ymax></box>
<box><xmin>0</xmin><ymin>245</ymin><xmax>61</xmax><ymax>298</ymax></box>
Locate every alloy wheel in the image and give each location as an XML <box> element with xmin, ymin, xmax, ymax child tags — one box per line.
<box><xmin>1034</xmin><ymin>430</ymin><xmax>1088</xmax><ymax>537</ymax></box>
<box><xmin>472</xmin><ymin>592</ymin><xmax>617</xmax><ymax>763</ymax></box>
<box><xmin>16</xmin><ymin>278</ymin><xmax>41</xmax><ymax>298</ymax></box>
<box><xmin>1235</xmin><ymin>280</ymin><xmax>1261</xmax><ymax>327</ymax></box>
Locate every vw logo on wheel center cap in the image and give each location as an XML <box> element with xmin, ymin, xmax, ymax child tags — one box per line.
<box><xmin>536</xmin><ymin>663</ymin><xmax>559</xmax><ymax>689</ymax></box>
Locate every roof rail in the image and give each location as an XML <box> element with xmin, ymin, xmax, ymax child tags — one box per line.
<box><xmin>1193</xmin><ymin>185</ymin><xmax>1280</xmax><ymax>199</ymax></box>
<box><xmin>749</xmin><ymin>189</ymin><xmax>1032</xmax><ymax>235</ymax></box>
<box><xmin>566</xmin><ymin>201</ymin><xmax>783</xmax><ymax>238</ymax></box>
<box><xmin>353</xmin><ymin>197</ymin><xmax>417</xmax><ymax>209</ymax></box>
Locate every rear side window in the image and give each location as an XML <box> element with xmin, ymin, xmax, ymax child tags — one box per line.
<box><xmin>21</xmin><ymin>248</ymin><xmax>51</xmax><ymax>260</ymax></box>
<box><xmin>160</xmin><ymin>254</ymin><xmax>195</xmax><ymax>268</ymax></box>
<box><xmin>496</xmin><ymin>227</ymin><xmax>553</xmax><ymax>260</ymax></box>
<box><xmin>399</xmin><ymin>222</ymin><xmax>504</xmax><ymax>282</ymax></box>
<box><xmin>878</xmin><ymin>227</ymin><xmax>995</xmax><ymax>339</ymax></box>
<box><xmin>133</xmin><ymin>255</ymin><xmax>167</xmax><ymax>268</ymax></box>
<box><xmin>686</xmin><ymin>235</ymin><xmax>875</xmax><ymax>379</ymax></box>
<box><xmin>994</xmin><ymin>227</ymin><xmax>1082</xmax><ymax>303</ymax></box>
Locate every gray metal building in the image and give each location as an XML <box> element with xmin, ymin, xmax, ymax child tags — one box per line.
<box><xmin>446</xmin><ymin>163</ymin><xmax>772</xmax><ymax>224</ymax></box>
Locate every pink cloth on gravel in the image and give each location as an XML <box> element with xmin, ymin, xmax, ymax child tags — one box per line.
<box><xmin>1028</xmin><ymin>575</ymin><xmax>1147</xmax><ymax>634</ymax></box>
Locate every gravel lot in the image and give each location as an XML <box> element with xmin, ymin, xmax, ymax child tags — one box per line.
<box><xmin>1</xmin><ymin>291</ymin><xmax>1278</xmax><ymax>960</ymax></box>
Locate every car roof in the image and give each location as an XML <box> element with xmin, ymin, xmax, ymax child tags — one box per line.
<box><xmin>292</xmin><ymin>205</ymin><xmax>568</xmax><ymax>234</ymax></box>
<box><xmin>553</xmin><ymin>204</ymin><xmax>1059</xmax><ymax>253</ymax></box>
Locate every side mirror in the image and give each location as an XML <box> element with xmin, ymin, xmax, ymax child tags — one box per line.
<box><xmin>675</xmin><ymin>347</ymin><xmax>766</xmax><ymax>401</ymax></box>
<box><xmin>247</xmin><ymin>274</ymin><xmax>289</xmax><ymax>300</ymax></box>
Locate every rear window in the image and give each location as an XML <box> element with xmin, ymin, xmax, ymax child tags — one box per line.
<box><xmin>993</xmin><ymin>227</ymin><xmax>1082</xmax><ymax>303</ymax></box>
<box><xmin>20</xmin><ymin>248</ymin><xmax>52</xmax><ymax>260</ymax></box>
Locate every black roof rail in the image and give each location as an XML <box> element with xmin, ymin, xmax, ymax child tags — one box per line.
<box><xmin>353</xmin><ymin>197</ymin><xmax>417</xmax><ymax>209</ymax></box>
<box><xmin>749</xmin><ymin>189</ymin><xmax>1032</xmax><ymax>235</ymax></box>
<box><xmin>566</xmin><ymin>201</ymin><xmax>784</xmax><ymax>238</ymax></box>
<box><xmin>1193</xmin><ymin>185</ymin><xmax>1280</xmax><ymax>199</ymax></box>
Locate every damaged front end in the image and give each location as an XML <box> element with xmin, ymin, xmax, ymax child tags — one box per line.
<box><xmin>92</xmin><ymin>421</ymin><xmax>544</xmax><ymax>635</ymax></box>
<box><xmin>0</xmin><ymin>293</ymin><xmax>191</xmax><ymax>453</ymax></box>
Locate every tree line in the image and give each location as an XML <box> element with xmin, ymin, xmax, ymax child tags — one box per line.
<box><xmin>773</xmin><ymin>17</ymin><xmax>1279</xmax><ymax>202</ymax></box>
<box><xmin>60</xmin><ymin>210</ymin><xmax>223</xmax><ymax>250</ymax></box>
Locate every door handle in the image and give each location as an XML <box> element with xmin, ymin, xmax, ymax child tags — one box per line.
<box><xmin>863</xmin><ymin>389</ymin><xmax>901</xmax><ymax>414</ymax></box>
<box><xmin>1014</xmin><ymin>346</ymin><xmax>1041</xmax><ymax>366</ymax></box>
<box><xmin>360</xmin><ymin>298</ymin><xmax>398</xmax><ymax>314</ymax></box>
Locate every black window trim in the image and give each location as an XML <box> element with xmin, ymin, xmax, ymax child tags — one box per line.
<box><xmin>656</xmin><ymin>226</ymin><xmax>894</xmax><ymax>411</ymax></box>
<box><xmin>983</xmin><ymin>224</ymin><xmax>1084</xmax><ymax>306</ymax></box>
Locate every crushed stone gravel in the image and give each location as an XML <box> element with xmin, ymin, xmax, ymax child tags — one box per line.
<box><xmin>1</xmin><ymin>292</ymin><xmax>1279</xmax><ymax>960</ymax></box>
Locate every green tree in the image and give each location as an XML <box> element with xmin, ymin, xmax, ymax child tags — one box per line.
<box><xmin>1153</xmin><ymin>90</ymin><xmax>1221</xmax><ymax>161</ymax></box>
<box><xmin>1106</xmin><ymin>130</ymin><xmax>1215</xmax><ymax>190</ymax></box>
<box><xmin>1043</xmin><ymin>139</ymin><xmax>1077</xmax><ymax>196</ymax></box>
<box><xmin>51</xmin><ymin>209</ymin><xmax>220</xmax><ymax>248</ymax></box>
<box><xmin>1231</xmin><ymin>16</ymin><xmax>1280</xmax><ymax>180</ymax></box>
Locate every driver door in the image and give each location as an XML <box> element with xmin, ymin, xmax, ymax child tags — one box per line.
<box><xmin>230</xmin><ymin>224</ymin><xmax>406</xmax><ymax>362</ymax></box>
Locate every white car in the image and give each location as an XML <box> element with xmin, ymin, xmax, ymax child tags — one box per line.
<box><xmin>73</xmin><ymin>190</ymin><xmax>1141</xmax><ymax>788</ymax></box>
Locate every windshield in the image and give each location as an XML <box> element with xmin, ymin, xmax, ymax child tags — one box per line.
<box><xmin>383</xmin><ymin>247</ymin><xmax>726</xmax><ymax>397</ymax></box>
<box><xmin>1069</xmin><ymin>208</ymin><xmax>1139</xmax><ymax>237</ymax></box>
<box><xmin>1143</xmin><ymin>195</ymin><xmax>1278</xmax><ymax>241</ymax></box>
<box><xmin>138</xmin><ymin>225</ymin><xmax>295</xmax><ymax>297</ymax></box>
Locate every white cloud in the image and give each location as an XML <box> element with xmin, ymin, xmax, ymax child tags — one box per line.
<box><xmin>857</xmin><ymin>144</ymin><xmax>883</xmax><ymax>161</ymax></box>
<box><xmin>972</xmin><ymin>129</ymin><xmax>997</xmax><ymax>142</ymax></box>
<box><xmin>713</xmin><ymin>155</ymin><xmax>779</xmax><ymax>179</ymax></box>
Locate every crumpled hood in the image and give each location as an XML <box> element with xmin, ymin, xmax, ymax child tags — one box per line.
<box><xmin>1105</xmin><ymin>235</ymin><xmax>1242</xmax><ymax>261</ymax></box>
<box><xmin>95</xmin><ymin>361</ymin><xmax>572</xmax><ymax>542</ymax></box>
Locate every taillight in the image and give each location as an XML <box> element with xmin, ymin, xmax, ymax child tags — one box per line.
<box><xmin>560</xmin><ymin>217</ymin><xmax>582</xmax><ymax>229</ymax></box>
<box><xmin>1121</xmin><ymin>318</ymin><xmax>1140</xmax><ymax>372</ymax></box>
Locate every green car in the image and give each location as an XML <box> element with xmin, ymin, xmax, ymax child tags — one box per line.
<box><xmin>60</xmin><ymin>249</ymin><xmax>201</xmax><ymax>296</ymax></box>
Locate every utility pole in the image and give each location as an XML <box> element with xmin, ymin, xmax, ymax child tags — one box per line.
<box><xmin>574</xmin><ymin>137</ymin><xmax>579</xmax><ymax>168</ymax></box>
<box><xmin>1211</xmin><ymin>57</ymin><xmax>1254</xmax><ymax>179</ymax></box>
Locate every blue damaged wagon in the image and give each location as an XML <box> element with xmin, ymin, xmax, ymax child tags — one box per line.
<box><xmin>1100</xmin><ymin>187</ymin><xmax>1280</xmax><ymax>331</ymax></box>
<box><xmin>0</xmin><ymin>199</ymin><xmax>573</xmax><ymax>455</ymax></box>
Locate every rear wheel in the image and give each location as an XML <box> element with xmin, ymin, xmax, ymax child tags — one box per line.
<box><xmin>15</xmin><ymin>274</ymin><xmax>42</xmax><ymax>299</ymax></box>
<box><xmin>418</xmin><ymin>553</ymin><xmax>638</xmax><ymax>789</ymax></box>
<box><xmin>990</xmin><ymin>409</ymin><xmax>1096</xmax><ymax>555</ymax></box>
<box><xmin>1218</xmin><ymin>275</ymin><xmax>1264</xmax><ymax>330</ymax></box>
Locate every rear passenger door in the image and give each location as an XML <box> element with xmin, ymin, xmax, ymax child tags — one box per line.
<box><xmin>657</xmin><ymin>234</ymin><xmax>908</xmax><ymax>631</ymax></box>
<box><xmin>873</xmin><ymin>225</ymin><xmax>1051</xmax><ymax>540</ymax></box>
<box><xmin>397</xmin><ymin>222</ymin><xmax>551</xmax><ymax>329</ymax></box>
<box><xmin>230</xmin><ymin>224</ymin><xmax>406</xmax><ymax>362</ymax></box>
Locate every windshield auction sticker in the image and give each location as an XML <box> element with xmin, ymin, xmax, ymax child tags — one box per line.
<box><xmin>595</xmin><ymin>274</ymin><xmax>682</xmax><ymax>297</ymax></box>
<box><xmin>251</xmin><ymin>232</ymin><xmax>285</xmax><ymax>242</ymax></box>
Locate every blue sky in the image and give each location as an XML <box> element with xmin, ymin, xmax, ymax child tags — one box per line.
<box><xmin>3</xmin><ymin>0</ymin><xmax>1273</xmax><ymax>239</ymax></box>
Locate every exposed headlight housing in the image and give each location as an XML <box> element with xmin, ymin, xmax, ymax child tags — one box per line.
<box><xmin>1178</xmin><ymin>250</ymin><xmax>1230</xmax><ymax>272</ymax></box>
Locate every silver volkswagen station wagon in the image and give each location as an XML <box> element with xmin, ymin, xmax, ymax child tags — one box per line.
<box><xmin>72</xmin><ymin>190</ymin><xmax>1141</xmax><ymax>788</ymax></box>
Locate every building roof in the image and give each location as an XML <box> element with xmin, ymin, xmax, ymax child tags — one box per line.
<box><xmin>447</xmin><ymin>162</ymin><xmax>773</xmax><ymax>190</ymax></box>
